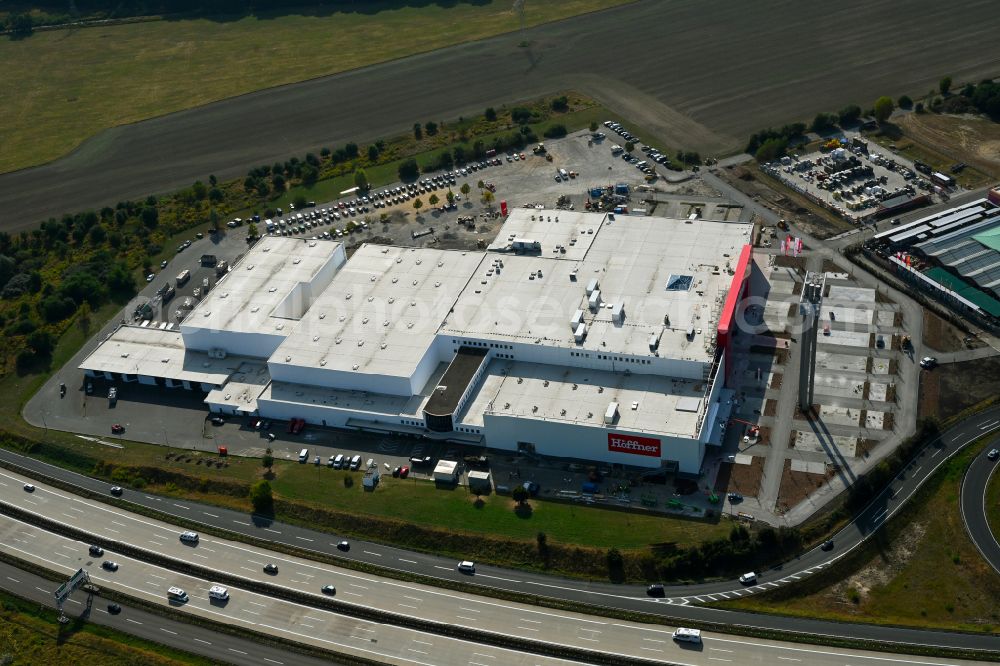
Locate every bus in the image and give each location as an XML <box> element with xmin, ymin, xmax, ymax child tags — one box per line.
<box><xmin>176</xmin><ymin>269</ymin><xmax>191</xmax><ymax>286</ymax></box>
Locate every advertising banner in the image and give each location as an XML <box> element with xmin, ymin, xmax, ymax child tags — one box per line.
<box><xmin>608</xmin><ymin>433</ymin><xmax>661</xmax><ymax>457</ymax></box>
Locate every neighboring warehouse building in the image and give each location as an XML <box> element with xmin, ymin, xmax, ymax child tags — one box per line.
<box><xmin>871</xmin><ymin>188</ymin><xmax>1000</xmax><ymax>323</ymax></box>
<box><xmin>81</xmin><ymin>211</ymin><xmax>753</xmax><ymax>473</ymax></box>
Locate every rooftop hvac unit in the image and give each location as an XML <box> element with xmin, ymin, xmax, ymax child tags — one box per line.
<box><xmin>611</xmin><ymin>302</ymin><xmax>624</xmax><ymax>324</ymax></box>
<box><xmin>586</xmin><ymin>278</ymin><xmax>600</xmax><ymax>296</ymax></box>
<box><xmin>588</xmin><ymin>289</ymin><xmax>601</xmax><ymax>312</ymax></box>
<box><xmin>604</xmin><ymin>402</ymin><xmax>619</xmax><ymax>425</ymax></box>
<box><xmin>574</xmin><ymin>323</ymin><xmax>587</xmax><ymax>343</ymax></box>
<box><xmin>571</xmin><ymin>309</ymin><xmax>584</xmax><ymax>330</ymax></box>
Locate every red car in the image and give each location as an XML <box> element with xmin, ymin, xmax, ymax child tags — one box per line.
<box><xmin>399</xmin><ymin>466</ymin><xmax>410</xmax><ymax>479</ymax></box>
<box><xmin>291</xmin><ymin>418</ymin><xmax>306</xmax><ymax>435</ymax></box>
<box><xmin>111</xmin><ymin>424</ymin><xmax>125</xmax><ymax>434</ymax></box>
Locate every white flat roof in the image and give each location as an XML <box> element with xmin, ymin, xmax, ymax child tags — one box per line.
<box><xmin>447</xmin><ymin>210</ymin><xmax>752</xmax><ymax>361</ymax></box>
<box><xmin>272</xmin><ymin>244</ymin><xmax>486</xmax><ymax>377</ymax></box>
<box><xmin>204</xmin><ymin>361</ymin><xmax>271</xmax><ymax>411</ymax></box>
<box><xmin>182</xmin><ymin>236</ymin><xmax>341</xmax><ymax>337</ymax></box>
<box><xmin>487</xmin><ymin>209</ymin><xmax>605</xmax><ymax>261</ymax></box>
<box><xmin>460</xmin><ymin>359</ymin><xmax>707</xmax><ymax>438</ymax></box>
<box><xmin>79</xmin><ymin>326</ymin><xmax>244</xmax><ymax>385</ymax></box>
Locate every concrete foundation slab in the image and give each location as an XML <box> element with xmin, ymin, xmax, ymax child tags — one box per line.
<box><xmin>791</xmin><ymin>459</ymin><xmax>828</xmax><ymax>474</ymax></box>
<box><xmin>872</xmin><ymin>358</ymin><xmax>890</xmax><ymax>375</ymax></box>
<box><xmin>813</xmin><ymin>373</ymin><xmax>865</xmax><ymax>399</ymax></box>
<box><xmin>822</xmin><ymin>306</ymin><xmax>874</xmax><ymax>326</ymax></box>
<box><xmin>828</xmin><ymin>285</ymin><xmax>876</xmax><ymax>303</ymax></box>
<box><xmin>794</xmin><ymin>431</ymin><xmax>858</xmax><ymax>457</ymax></box>
<box><xmin>820</xmin><ymin>329</ymin><xmax>870</xmax><ymax>348</ymax></box>
<box><xmin>820</xmin><ymin>405</ymin><xmax>862</xmax><ymax>427</ymax></box>
<box><xmin>817</xmin><ymin>352</ymin><xmax>868</xmax><ymax>373</ymax></box>
<box><xmin>865</xmin><ymin>411</ymin><xmax>885</xmax><ymax>430</ymax></box>
<box><xmin>734</xmin><ymin>454</ymin><xmax>754</xmax><ymax>465</ymax></box>
<box><xmin>868</xmin><ymin>382</ymin><xmax>888</xmax><ymax>402</ymax></box>
<box><xmin>876</xmin><ymin>310</ymin><xmax>896</xmax><ymax>328</ymax></box>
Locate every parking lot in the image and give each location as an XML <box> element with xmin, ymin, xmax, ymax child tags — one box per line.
<box><xmin>761</xmin><ymin>132</ymin><xmax>945</xmax><ymax>223</ymax></box>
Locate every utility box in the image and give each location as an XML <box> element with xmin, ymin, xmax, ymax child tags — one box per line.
<box><xmin>433</xmin><ymin>460</ymin><xmax>459</xmax><ymax>485</ymax></box>
<box><xmin>611</xmin><ymin>302</ymin><xmax>624</xmax><ymax>324</ymax></box>
<box><xmin>468</xmin><ymin>471</ymin><xmax>492</xmax><ymax>495</ymax></box>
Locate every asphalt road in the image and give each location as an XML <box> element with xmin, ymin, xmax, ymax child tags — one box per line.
<box><xmin>4</xmin><ymin>0</ymin><xmax>1000</xmax><ymax>228</ymax></box>
<box><xmin>1</xmin><ymin>504</ymin><xmax>995</xmax><ymax>666</ymax></box>
<box><xmin>2</xmin><ymin>405</ymin><xmax>1000</xmax><ymax>654</ymax></box>
<box><xmin>0</xmin><ymin>558</ymin><xmax>330</xmax><ymax>666</ymax></box>
<box><xmin>960</xmin><ymin>435</ymin><xmax>1000</xmax><ymax>576</ymax></box>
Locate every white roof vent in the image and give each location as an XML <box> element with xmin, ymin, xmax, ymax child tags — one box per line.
<box><xmin>251</xmin><ymin>306</ymin><xmax>259</xmax><ymax>313</ymax></box>
<box><xmin>383</xmin><ymin>320</ymin><xmax>389</xmax><ymax>327</ymax></box>
<box><xmin>357</xmin><ymin>340</ymin><xmax>364</xmax><ymax>347</ymax></box>
<box><xmin>262</xmin><ymin>247</ymin><xmax>271</xmax><ymax>252</ymax></box>
<box><xmin>396</xmin><ymin>257</ymin><xmax>403</xmax><ymax>263</ymax></box>
<box><xmin>220</xmin><ymin>293</ymin><xmax>229</xmax><ymax>298</ymax></box>
<box><xmin>412</xmin><ymin>280</ymin><xmax>418</xmax><ymax>286</ymax></box>
<box><xmin>362</xmin><ymin>317</ymin><xmax>369</xmax><ymax>325</ymax></box>
<box><xmin>202</xmin><ymin>311</ymin><xmax>211</xmax><ymax>317</ymax></box>
<box><xmin>319</xmin><ymin>313</ymin><xmax>326</xmax><ymax>319</ymax></box>
<box><xmin>367</xmin><ymin>296</ymin><xmax>374</xmax><ymax>302</ymax></box>
<box><xmin>335</xmin><ymin>337</ymin><xmax>342</xmax><ymax>344</ymax></box>
<box><xmin>268</xmin><ymin>287</ymin><xmax>277</xmax><ymax>293</ymax></box>
<box><xmin>437</xmin><ymin>261</ymin><xmax>443</xmax><ymax>267</ymax></box>
<box><xmin>370</xmin><ymin>275</ymin><xmax>377</xmax><ymax>282</ymax></box>
<box><xmin>410</xmin><ymin>301</ymin><xmax>417</xmax><ymax>307</ymax></box>
<box><xmin>308</xmin><ymin>241</ymin><xmax>316</xmax><ymax>247</ymax></box>
<box><xmin>380</xmin><ymin>343</ymin><xmax>387</xmax><ymax>350</ymax></box>
<box><xmin>320</xmin><ymin>359</ymin><xmax>326</xmax><ymax>366</ymax></box>
<box><xmin>435</xmin><ymin>282</ymin><xmax>441</xmax><ymax>287</ymax></box>
<box><xmin>345</xmin><ymin>294</ymin><xmax>352</xmax><ymax>300</ymax></box>
<box><xmin>313</xmin><ymin>335</ymin><xmax>319</xmax><ymax>342</ymax></box>
<box><xmin>352</xmin><ymin>364</ymin><xmax>359</xmax><ymax>370</ymax></box>
<box><xmin>388</xmin><ymin>297</ymin><xmax>395</xmax><ymax>304</ymax></box>
<box><xmin>339</xmin><ymin>315</ymin><xmax>346</xmax><ymax>322</ymax></box>
<box><xmin>120</xmin><ymin>352</ymin><xmax>129</xmax><ymax>358</ymax></box>
<box><xmin>407</xmin><ymin>322</ymin><xmax>414</xmax><ymax>329</ymax></box>
<box><xmin>276</xmin><ymin>323</ymin><xmax>284</xmax><ymax>330</ymax></box>
<box><xmin>285</xmin><ymin>356</ymin><xmax>291</xmax><ymax>362</ymax></box>
<box><xmin>392</xmin><ymin>277</ymin><xmax>399</xmax><ymax>283</ymax></box>
<box><xmin>293</xmin><ymin>258</ymin><xmax>301</xmax><ymax>264</ymax></box>
<box><xmin>224</xmin><ymin>394</ymin><xmax>231</xmax><ymax>400</ymax></box>
<box><xmin>246</xmin><ymin>264</ymin><xmax>254</xmax><ymax>270</ymax></box>
<box><xmin>415</xmin><ymin>259</ymin><xmax>422</xmax><ymax>265</ymax></box>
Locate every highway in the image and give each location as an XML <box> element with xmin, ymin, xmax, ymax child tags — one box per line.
<box><xmin>1</xmin><ymin>509</ymin><xmax>995</xmax><ymax>666</ymax></box>
<box><xmin>0</xmin><ymin>557</ymin><xmax>330</xmax><ymax>666</ymax></box>
<box><xmin>960</xmin><ymin>435</ymin><xmax>1000</xmax><ymax>576</ymax></box>
<box><xmin>1</xmin><ymin>405</ymin><xmax>1000</xmax><ymax>655</ymax></box>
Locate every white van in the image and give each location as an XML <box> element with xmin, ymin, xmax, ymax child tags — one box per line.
<box><xmin>349</xmin><ymin>455</ymin><xmax>362</xmax><ymax>471</ymax></box>
<box><xmin>672</xmin><ymin>627</ymin><xmax>701</xmax><ymax>643</ymax></box>
<box><xmin>298</xmin><ymin>448</ymin><xmax>308</xmax><ymax>463</ymax></box>
<box><xmin>208</xmin><ymin>585</ymin><xmax>229</xmax><ymax>601</ymax></box>
<box><xmin>333</xmin><ymin>454</ymin><xmax>345</xmax><ymax>469</ymax></box>
<box><xmin>167</xmin><ymin>587</ymin><xmax>188</xmax><ymax>602</ymax></box>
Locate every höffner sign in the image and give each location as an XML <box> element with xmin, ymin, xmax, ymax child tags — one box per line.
<box><xmin>607</xmin><ymin>433</ymin><xmax>661</xmax><ymax>457</ymax></box>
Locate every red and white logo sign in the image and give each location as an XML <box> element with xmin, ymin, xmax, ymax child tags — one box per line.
<box><xmin>608</xmin><ymin>433</ymin><xmax>661</xmax><ymax>457</ymax></box>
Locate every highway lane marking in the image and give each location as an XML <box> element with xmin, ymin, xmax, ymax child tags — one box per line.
<box><xmin>61</xmin><ymin>512</ymin><xmax>76</xmax><ymax>520</ymax></box>
<box><xmin>290</xmin><ymin>579</ymin><xmax>308</xmax><ymax>585</ymax></box>
<box><xmin>519</xmin><ymin>618</ymin><xmax>541</xmax><ymax>624</ymax></box>
<box><xmin>459</xmin><ymin>607</ymin><xmax>481</xmax><ymax>613</ymax></box>
<box><xmin>349</xmin><ymin>583</ymin><xmax>368</xmax><ymax>589</ymax></box>
<box><xmin>294</xmin><ymin>536</ymin><xmax>313</xmax><ymax>542</ymax></box>
<box><xmin>67</xmin><ymin>598</ymin><xmax>81</xmax><ymax>605</ymax></box>
<box><xmin>262</xmin><ymin>659</ymin><xmax>283</xmax><ymax>665</ymax></box>
<box><xmin>709</xmin><ymin>659</ymin><xmax>731</xmax><ymax>663</ymax></box>
<box><xmin>403</xmin><ymin>595</ymin><xmax>422</xmax><ymax>602</ymax></box>
<box><xmin>126</xmin><ymin>618</ymin><xmax>142</xmax><ymax>625</ymax></box>
<box><xmin>576</xmin><ymin>636</ymin><xmax>599</xmax><ymax>642</ymax></box>
<box><xmin>777</xmin><ymin>658</ymin><xmax>801</xmax><ymax>662</ymax></box>
<box><xmin>228</xmin><ymin>649</ymin><xmax>248</xmax><ymax>655</ymax></box>
<box><xmin>200</xmin><ymin>547</ymin><xmax>215</xmax><ymax>553</ymax></box>
<box><xmin>68</xmin><ymin>506</ymin><xmax>84</xmax><ymax>513</ymax></box>
<box><xmin>710</xmin><ymin>648</ymin><xmax>733</xmax><ymax>652</ymax></box>
<box><xmin>144</xmin><ymin>495</ymin><xmax>158</xmax><ymax>500</ymax></box>
<box><xmin>203</xmin><ymin>512</ymin><xmax>219</xmax><ymax>518</ymax></box>
<box><xmin>55</xmin><ymin>552</ymin><xmax>69</xmax><ymax>559</ymax></box>
<box><xmin>979</xmin><ymin>419</ymin><xmax>999</xmax><ymax>430</ymax></box>
<box><xmin>191</xmin><ymin>553</ymin><xmax>208</xmax><ymax>560</ymax></box>
<box><xmin>516</xmin><ymin>626</ymin><xmax>539</xmax><ymax>632</ymax></box>
<box><xmin>407</xmin><ymin>649</ymin><xmax>427</xmax><ymax>655</ymax></box>
<box><xmin>412</xmin><ymin>639</ymin><xmax>432</xmax><ymax>646</ymax></box>
<box><xmin>296</xmin><ymin>572</ymin><xmax>314</xmax><ymax>578</ymax></box>
<box><xmin>474</xmin><ymin>573</ymin><xmax>521</xmax><ymax>584</ymax></box>
<box><xmin>640</xmin><ymin>647</ymin><xmax>662</xmax><ymax>652</ymax></box>
<box><xmin>145</xmin><ymin>581</ymin><xmax>160</xmax><ymax>586</ymax></box>
<box><xmin>931</xmin><ymin>448</ymin><xmax>941</xmax><ymax>457</ymax></box>
<box><xmin>111</xmin><ymin>521</ymin><xmax>127</xmax><ymax>527</ymax></box>
<box><xmin>399</xmin><ymin>558</ymin><xmax>417</xmax><ymax>564</ymax></box>
<box><xmin>5</xmin><ymin>577</ymin><xmax>19</xmax><ymax>583</ymax></box>
<box><xmin>247</xmin><ymin>600</ymin><xmax>266</xmax><ymax>607</ymax></box>
<box><xmin>264</xmin><ymin>528</ymin><xmax>281</xmax><ymax>534</ymax></box>
<box><xmin>240</xmin><ymin>566</ymin><xmax>255</xmax><ymax>573</ymax></box>
<box><xmin>299</xmin><ymin>623</ymin><xmax>314</xmax><ymax>629</ymax></box>
<box><xmin>912</xmin><ymin>466</ymin><xmax>921</xmax><ymax>474</ymax></box>
<box><xmin>233</xmin><ymin>520</ymin><xmax>251</xmax><ymax>526</ymax></box>
<box><xmin>342</xmin><ymin>591</ymin><xmax>363</xmax><ymax>597</ymax></box>
<box><xmin>193</xmin><ymin>639</ymin><xmax>211</xmax><ymax>645</ymax></box>
<box><xmin>433</xmin><ymin>565</ymin><xmax>451</xmax><ymax>571</ymax></box>
<box><xmin>471</xmin><ymin>653</ymin><xmax>495</xmax><ymax>659</ymax></box>
<box><xmin>241</xmin><ymin>609</ymin><xmax>260</xmax><ymax>616</ymax></box>
<box><xmin>302</xmin><ymin>616</ymin><xmax>324</xmax><ymax>622</ymax></box>
<box><xmin>172</xmin><ymin>503</ymin><xmax>189</xmax><ymax>510</ymax></box>
<box><xmin>149</xmin><ymin>573</ymin><xmax>166</xmax><ymax>580</ymax></box>
<box><xmin>160</xmin><ymin>628</ymin><xmax>178</xmax><ymax>635</ymax></box>
<box><xmin>642</xmin><ymin>638</ymin><xmax>665</xmax><ymax>643</ymax></box>
<box><xmin>455</xmin><ymin>615</ymin><xmax>477</xmax><ymax>621</ymax></box>
<box><xmin>363</xmin><ymin>550</ymin><xmax>382</xmax><ymax>557</ymax></box>
<box><xmin>248</xmin><ymin>560</ymin><xmax>264</xmax><ymax>565</ymax></box>
<box><xmin>398</xmin><ymin>603</ymin><xmax>418</xmax><ymax>610</ymax></box>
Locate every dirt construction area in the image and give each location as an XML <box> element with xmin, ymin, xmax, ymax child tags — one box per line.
<box><xmin>898</xmin><ymin>113</ymin><xmax>1000</xmax><ymax>179</ymax></box>
<box><xmin>5</xmin><ymin>0</ymin><xmax>1000</xmax><ymax>228</ymax></box>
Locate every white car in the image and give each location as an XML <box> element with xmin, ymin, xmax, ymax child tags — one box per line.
<box><xmin>179</xmin><ymin>531</ymin><xmax>199</xmax><ymax>544</ymax></box>
<box><xmin>988</xmin><ymin>448</ymin><xmax>999</xmax><ymax>461</ymax></box>
<box><xmin>739</xmin><ymin>572</ymin><xmax>757</xmax><ymax>585</ymax></box>
<box><xmin>146</xmin><ymin>273</ymin><xmax>155</xmax><ymax>282</ymax></box>
<box><xmin>919</xmin><ymin>356</ymin><xmax>937</xmax><ymax>368</ymax></box>
<box><xmin>457</xmin><ymin>560</ymin><xmax>476</xmax><ymax>574</ymax></box>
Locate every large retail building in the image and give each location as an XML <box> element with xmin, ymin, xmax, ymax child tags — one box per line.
<box><xmin>81</xmin><ymin>209</ymin><xmax>753</xmax><ymax>473</ymax></box>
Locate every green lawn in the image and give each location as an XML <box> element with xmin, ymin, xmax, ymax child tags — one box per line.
<box><xmin>988</xmin><ymin>459</ymin><xmax>1000</xmax><ymax>544</ymax></box>
<box><xmin>0</xmin><ymin>0</ymin><xmax>632</xmax><ymax>174</ymax></box>
<box><xmin>718</xmin><ymin>439</ymin><xmax>1000</xmax><ymax>632</ymax></box>
<box><xmin>269</xmin><ymin>462</ymin><xmax>729</xmax><ymax>551</ymax></box>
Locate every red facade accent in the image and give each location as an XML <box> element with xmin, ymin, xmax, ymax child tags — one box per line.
<box><xmin>716</xmin><ymin>244</ymin><xmax>753</xmax><ymax>362</ymax></box>
<box><xmin>608</xmin><ymin>433</ymin><xmax>662</xmax><ymax>457</ymax></box>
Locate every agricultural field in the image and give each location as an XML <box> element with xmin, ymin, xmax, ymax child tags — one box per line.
<box><xmin>0</xmin><ymin>0</ymin><xmax>631</xmax><ymax>176</ymax></box>
<box><xmin>4</xmin><ymin>0</ymin><xmax>1000</xmax><ymax>227</ymax></box>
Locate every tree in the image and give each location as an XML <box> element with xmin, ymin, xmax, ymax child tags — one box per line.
<box><xmin>939</xmin><ymin>76</ymin><xmax>952</xmax><ymax>95</ymax></box>
<box><xmin>810</xmin><ymin>112</ymin><xmax>837</xmax><ymax>132</ymax></box>
<box><xmin>838</xmin><ymin>104</ymin><xmax>862</xmax><ymax>125</ymax></box>
<box><xmin>511</xmin><ymin>107</ymin><xmax>533</xmax><ymax>124</ymax></box>
<box><xmin>413</xmin><ymin>123</ymin><xmax>423</xmax><ymax>140</ymax></box>
<box><xmin>606</xmin><ymin>547</ymin><xmax>625</xmax><ymax>582</ymax></box>
<box><xmin>398</xmin><ymin>159</ymin><xmax>420</xmax><ymax>181</ymax></box>
<box><xmin>873</xmin><ymin>96</ymin><xmax>895</xmax><ymax>123</ymax></box>
<box><xmin>460</xmin><ymin>183</ymin><xmax>471</xmax><ymax>198</ymax></box>
<box><xmin>301</xmin><ymin>164</ymin><xmax>319</xmax><ymax>185</ymax></box>
<box><xmin>262</xmin><ymin>448</ymin><xmax>274</xmax><ymax>475</ymax></box>
<box><xmin>551</xmin><ymin>96</ymin><xmax>569</xmax><ymax>112</ymax></box>
<box><xmin>249</xmin><ymin>480</ymin><xmax>273</xmax><ymax>514</ymax></box>
<box><xmin>482</xmin><ymin>190</ymin><xmax>495</xmax><ymax>209</ymax></box>
<box><xmin>428</xmin><ymin>194</ymin><xmax>439</xmax><ymax>206</ymax></box>
<box><xmin>354</xmin><ymin>168</ymin><xmax>369</xmax><ymax>191</ymax></box>
<box><xmin>446</xmin><ymin>189</ymin><xmax>455</xmax><ymax>205</ymax></box>
<box><xmin>755</xmin><ymin>137</ymin><xmax>788</xmax><ymax>163</ymax></box>
<box><xmin>589</xmin><ymin>121</ymin><xmax>598</xmax><ymax>132</ymax></box>
<box><xmin>484</xmin><ymin>107</ymin><xmax>497</xmax><ymax>121</ymax></box>
<box><xmin>413</xmin><ymin>198</ymin><xmax>423</xmax><ymax>212</ymax></box>
<box><xmin>77</xmin><ymin>301</ymin><xmax>92</xmax><ymax>335</ymax></box>
<box><xmin>8</xmin><ymin>13</ymin><xmax>33</xmax><ymax>38</ymax></box>
<box><xmin>511</xmin><ymin>484</ymin><xmax>529</xmax><ymax>506</ymax></box>
<box><xmin>367</xmin><ymin>144</ymin><xmax>380</xmax><ymax>161</ymax></box>
<box><xmin>476</xmin><ymin>179</ymin><xmax>485</xmax><ymax>192</ymax></box>
<box><xmin>424</xmin><ymin>121</ymin><xmax>438</xmax><ymax>136</ymax></box>
<box><xmin>26</xmin><ymin>330</ymin><xmax>55</xmax><ymax>356</ymax></box>
<box><xmin>624</xmin><ymin>141</ymin><xmax>635</xmax><ymax>153</ymax></box>
<box><xmin>247</xmin><ymin>222</ymin><xmax>258</xmax><ymax>239</ymax></box>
